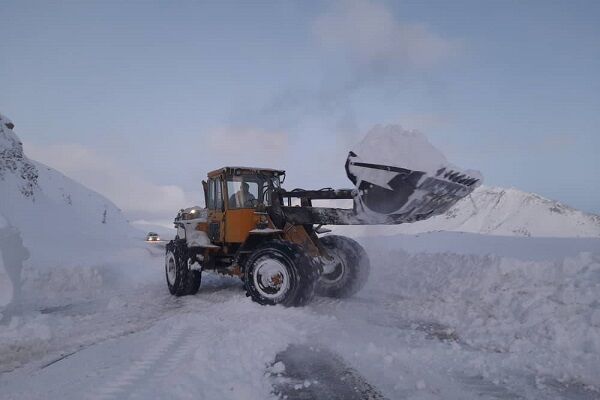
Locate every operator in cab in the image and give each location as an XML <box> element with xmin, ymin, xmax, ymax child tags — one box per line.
<box><xmin>229</xmin><ymin>181</ymin><xmax>256</xmax><ymax>208</ymax></box>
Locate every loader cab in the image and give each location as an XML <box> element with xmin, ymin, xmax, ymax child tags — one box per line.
<box><xmin>202</xmin><ymin>167</ymin><xmax>285</xmax><ymax>244</ymax></box>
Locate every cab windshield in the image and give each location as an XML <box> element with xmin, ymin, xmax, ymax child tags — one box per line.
<box><xmin>226</xmin><ymin>174</ymin><xmax>280</xmax><ymax>209</ymax></box>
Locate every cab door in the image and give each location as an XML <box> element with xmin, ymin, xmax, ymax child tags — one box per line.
<box><xmin>206</xmin><ymin>177</ymin><xmax>225</xmax><ymax>242</ymax></box>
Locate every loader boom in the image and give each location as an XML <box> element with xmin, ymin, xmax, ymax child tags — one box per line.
<box><xmin>269</xmin><ymin>156</ymin><xmax>479</xmax><ymax>227</ymax></box>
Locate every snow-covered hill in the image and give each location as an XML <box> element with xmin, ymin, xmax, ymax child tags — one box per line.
<box><xmin>0</xmin><ymin>113</ymin><xmax>150</xmax><ymax>310</ymax></box>
<box><xmin>402</xmin><ymin>186</ymin><xmax>600</xmax><ymax>237</ymax></box>
<box><xmin>333</xmin><ymin>186</ymin><xmax>600</xmax><ymax>238</ymax></box>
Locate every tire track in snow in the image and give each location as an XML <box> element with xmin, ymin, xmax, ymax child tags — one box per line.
<box><xmin>127</xmin><ymin>327</ymin><xmax>201</xmax><ymax>399</ymax></box>
<box><xmin>151</xmin><ymin>328</ymin><xmax>199</xmax><ymax>379</ymax></box>
<box><xmin>88</xmin><ymin>324</ymin><xmax>189</xmax><ymax>400</ymax></box>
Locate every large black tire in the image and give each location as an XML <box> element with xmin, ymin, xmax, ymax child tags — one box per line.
<box><xmin>244</xmin><ymin>240</ymin><xmax>319</xmax><ymax>307</ymax></box>
<box><xmin>165</xmin><ymin>240</ymin><xmax>201</xmax><ymax>296</ymax></box>
<box><xmin>316</xmin><ymin>235</ymin><xmax>370</xmax><ymax>298</ymax></box>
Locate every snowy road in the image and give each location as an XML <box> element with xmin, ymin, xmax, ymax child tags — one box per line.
<box><xmin>1</xmin><ymin>240</ymin><xmax>599</xmax><ymax>400</ymax></box>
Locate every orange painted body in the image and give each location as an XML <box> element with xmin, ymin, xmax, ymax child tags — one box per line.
<box><xmin>225</xmin><ymin>208</ymin><xmax>260</xmax><ymax>243</ymax></box>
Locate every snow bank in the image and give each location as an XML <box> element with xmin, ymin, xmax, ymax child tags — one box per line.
<box><xmin>14</xmin><ymin>246</ymin><xmax>159</xmax><ymax>311</ymax></box>
<box><xmin>363</xmin><ymin>242</ymin><xmax>600</xmax><ymax>386</ymax></box>
<box><xmin>0</xmin><ymin>244</ymin><xmax>162</xmax><ymax>371</ymax></box>
<box><xmin>359</xmin><ymin>231</ymin><xmax>600</xmax><ymax>261</ymax></box>
<box><xmin>0</xmin><ymin>215</ymin><xmax>29</xmax><ymax>312</ymax></box>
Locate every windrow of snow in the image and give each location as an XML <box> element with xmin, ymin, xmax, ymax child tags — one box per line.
<box><xmin>361</xmin><ymin>240</ymin><xmax>600</xmax><ymax>388</ymax></box>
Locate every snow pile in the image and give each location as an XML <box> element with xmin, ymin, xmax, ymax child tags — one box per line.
<box><xmin>0</xmin><ymin>113</ymin><xmax>149</xmax><ymax>311</ymax></box>
<box><xmin>351</xmin><ymin>125</ymin><xmax>450</xmax><ymax>173</ymax></box>
<box><xmin>348</xmin><ymin>124</ymin><xmax>483</xmax><ymax>184</ymax></box>
<box><xmin>363</xmin><ymin>243</ymin><xmax>600</xmax><ymax>386</ymax></box>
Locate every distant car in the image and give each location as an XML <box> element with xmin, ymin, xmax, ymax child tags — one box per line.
<box><xmin>146</xmin><ymin>232</ymin><xmax>161</xmax><ymax>242</ymax></box>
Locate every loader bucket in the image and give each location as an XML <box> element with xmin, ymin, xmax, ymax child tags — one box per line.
<box><xmin>345</xmin><ymin>151</ymin><xmax>481</xmax><ymax>221</ymax></box>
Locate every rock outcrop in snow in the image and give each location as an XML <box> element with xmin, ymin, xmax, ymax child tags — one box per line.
<box><xmin>0</xmin><ymin>114</ymin><xmax>38</xmax><ymax>198</ymax></box>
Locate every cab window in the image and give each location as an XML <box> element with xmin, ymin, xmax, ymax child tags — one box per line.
<box><xmin>214</xmin><ymin>178</ymin><xmax>223</xmax><ymax>210</ymax></box>
<box><xmin>207</xmin><ymin>178</ymin><xmax>224</xmax><ymax>210</ymax></box>
<box><xmin>227</xmin><ymin>178</ymin><xmax>259</xmax><ymax>208</ymax></box>
<box><xmin>226</xmin><ymin>174</ymin><xmax>279</xmax><ymax>209</ymax></box>
<box><xmin>207</xmin><ymin>180</ymin><xmax>215</xmax><ymax>209</ymax></box>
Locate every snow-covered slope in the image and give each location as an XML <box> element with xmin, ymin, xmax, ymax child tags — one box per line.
<box><xmin>398</xmin><ymin>186</ymin><xmax>600</xmax><ymax>237</ymax></box>
<box><xmin>0</xmin><ymin>113</ymin><xmax>149</xmax><ymax>310</ymax></box>
<box><xmin>333</xmin><ymin>186</ymin><xmax>600</xmax><ymax>238</ymax></box>
<box><xmin>0</xmin><ymin>113</ymin><xmax>134</xmax><ymax>258</ymax></box>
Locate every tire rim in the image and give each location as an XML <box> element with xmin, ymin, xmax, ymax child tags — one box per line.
<box><xmin>320</xmin><ymin>250</ymin><xmax>345</xmax><ymax>285</ymax></box>
<box><xmin>166</xmin><ymin>252</ymin><xmax>177</xmax><ymax>284</ymax></box>
<box><xmin>253</xmin><ymin>257</ymin><xmax>290</xmax><ymax>301</ymax></box>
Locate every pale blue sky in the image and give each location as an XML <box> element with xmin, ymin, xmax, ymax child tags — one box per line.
<box><xmin>1</xmin><ymin>0</ymin><xmax>599</xmax><ymax>221</ymax></box>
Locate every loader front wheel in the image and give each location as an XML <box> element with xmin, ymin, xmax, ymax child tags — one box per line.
<box><xmin>316</xmin><ymin>235</ymin><xmax>370</xmax><ymax>298</ymax></box>
<box><xmin>165</xmin><ymin>241</ymin><xmax>201</xmax><ymax>296</ymax></box>
<box><xmin>244</xmin><ymin>240</ymin><xmax>318</xmax><ymax>307</ymax></box>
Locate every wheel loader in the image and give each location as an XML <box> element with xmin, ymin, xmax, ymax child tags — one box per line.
<box><xmin>165</xmin><ymin>155</ymin><xmax>480</xmax><ymax>306</ymax></box>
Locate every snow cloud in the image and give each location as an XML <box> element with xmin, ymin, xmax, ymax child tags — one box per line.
<box><xmin>313</xmin><ymin>0</ymin><xmax>459</xmax><ymax>69</ymax></box>
<box><xmin>27</xmin><ymin>143</ymin><xmax>196</xmax><ymax>218</ymax></box>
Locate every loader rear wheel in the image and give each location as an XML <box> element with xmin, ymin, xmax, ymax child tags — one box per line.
<box><xmin>316</xmin><ymin>235</ymin><xmax>370</xmax><ymax>298</ymax></box>
<box><xmin>244</xmin><ymin>240</ymin><xmax>318</xmax><ymax>307</ymax></box>
<box><xmin>165</xmin><ymin>240</ymin><xmax>201</xmax><ymax>296</ymax></box>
